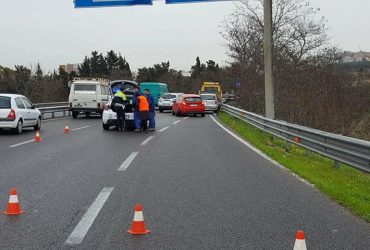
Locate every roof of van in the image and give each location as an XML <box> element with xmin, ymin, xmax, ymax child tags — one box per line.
<box><xmin>72</xmin><ymin>77</ymin><xmax>110</xmax><ymax>85</ymax></box>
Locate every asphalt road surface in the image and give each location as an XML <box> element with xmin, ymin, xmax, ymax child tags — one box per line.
<box><xmin>0</xmin><ymin>112</ymin><xmax>369</xmax><ymax>249</ymax></box>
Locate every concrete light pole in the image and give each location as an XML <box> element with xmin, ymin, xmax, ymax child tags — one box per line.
<box><xmin>264</xmin><ymin>0</ymin><xmax>275</xmax><ymax>119</ymax></box>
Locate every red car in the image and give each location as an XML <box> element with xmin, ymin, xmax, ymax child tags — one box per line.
<box><xmin>172</xmin><ymin>94</ymin><xmax>205</xmax><ymax>117</ymax></box>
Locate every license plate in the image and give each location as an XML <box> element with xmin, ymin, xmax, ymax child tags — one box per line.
<box><xmin>125</xmin><ymin>115</ymin><xmax>133</xmax><ymax>120</ymax></box>
<box><xmin>190</xmin><ymin>104</ymin><xmax>198</xmax><ymax>107</ymax></box>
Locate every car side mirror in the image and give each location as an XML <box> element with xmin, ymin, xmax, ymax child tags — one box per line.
<box><xmin>31</xmin><ymin>104</ymin><xmax>36</xmax><ymax>109</ymax></box>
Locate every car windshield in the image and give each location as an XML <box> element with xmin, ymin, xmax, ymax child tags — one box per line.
<box><xmin>0</xmin><ymin>96</ymin><xmax>11</xmax><ymax>109</ymax></box>
<box><xmin>203</xmin><ymin>87</ymin><xmax>219</xmax><ymax>93</ymax></box>
<box><xmin>184</xmin><ymin>97</ymin><xmax>202</xmax><ymax>102</ymax></box>
<box><xmin>201</xmin><ymin>95</ymin><xmax>216</xmax><ymax>100</ymax></box>
<box><xmin>162</xmin><ymin>94</ymin><xmax>176</xmax><ymax>99</ymax></box>
<box><xmin>74</xmin><ymin>84</ymin><xmax>96</xmax><ymax>94</ymax></box>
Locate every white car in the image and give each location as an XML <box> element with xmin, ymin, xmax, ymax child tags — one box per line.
<box><xmin>200</xmin><ymin>93</ymin><xmax>221</xmax><ymax>113</ymax></box>
<box><xmin>102</xmin><ymin>106</ymin><xmax>134</xmax><ymax>130</ymax></box>
<box><xmin>102</xmin><ymin>80</ymin><xmax>138</xmax><ymax>130</ymax></box>
<box><xmin>0</xmin><ymin>94</ymin><xmax>42</xmax><ymax>134</ymax></box>
<box><xmin>158</xmin><ymin>93</ymin><xmax>183</xmax><ymax>112</ymax></box>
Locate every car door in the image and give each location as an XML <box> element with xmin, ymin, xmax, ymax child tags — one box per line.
<box><xmin>173</xmin><ymin>96</ymin><xmax>181</xmax><ymax>112</ymax></box>
<box><xmin>14</xmin><ymin>97</ymin><xmax>28</xmax><ymax>125</ymax></box>
<box><xmin>21</xmin><ymin>97</ymin><xmax>38</xmax><ymax>126</ymax></box>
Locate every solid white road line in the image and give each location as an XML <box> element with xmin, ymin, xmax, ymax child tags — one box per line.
<box><xmin>72</xmin><ymin>126</ymin><xmax>91</xmax><ymax>131</ymax></box>
<box><xmin>65</xmin><ymin>187</ymin><xmax>114</xmax><ymax>245</ymax></box>
<box><xmin>183</xmin><ymin>117</ymin><xmax>189</xmax><ymax>120</ymax></box>
<box><xmin>159</xmin><ymin>126</ymin><xmax>170</xmax><ymax>132</ymax></box>
<box><xmin>141</xmin><ymin>136</ymin><xmax>154</xmax><ymax>146</ymax></box>
<box><xmin>172</xmin><ymin>120</ymin><xmax>181</xmax><ymax>124</ymax></box>
<box><xmin>209</xmin><ymin>115</ymin><xmax>314</xmax><ymax>187</ymax></box>
<box><xmin>118</xmin><ymin>152</ymin><xmax>139</xmax><ymax>171</ymax></box>
<box><xmin>8</xmin><ymin>139</ymin><xmax>35</xmax><ymax>148</ymax></box>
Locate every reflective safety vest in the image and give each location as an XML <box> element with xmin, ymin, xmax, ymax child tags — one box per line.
<box><xmin>114</xmin><ymin>91</ymin><xmax>127</xmax><ymax>101</ymax></box>
<box><xmin>138</xmin><ymin>95</ymin><xmax>149</xmax><ymax>111</ymax></box>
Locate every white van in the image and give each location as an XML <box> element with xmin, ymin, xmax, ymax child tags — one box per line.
<box><xmin>68</xmin><ymin>78</ymin><xmax>112</xmax><ymax>118</ymax></box>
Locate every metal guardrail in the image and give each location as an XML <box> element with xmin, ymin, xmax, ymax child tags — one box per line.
<box><xmin>35</xmin><ymin>102</ymin><xmax>70</xmax><ymax>120</ymax></box>
<box><xmin>222</xmin><ymin>104</ymin><xmax>370</xmax><ymax>173</ymax></box>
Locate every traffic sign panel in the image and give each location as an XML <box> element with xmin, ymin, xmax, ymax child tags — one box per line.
<box><xmin>166</xmin><ymin>0</ymin><xmax>231</xmax><ymax>3</ymax></box>
<box><xmin>74</xmin><ymin>0</ymin><xmax>152</xmax><ymax>8</ymax></box>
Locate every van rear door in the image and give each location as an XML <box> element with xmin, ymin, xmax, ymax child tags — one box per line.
<box><xmin>71</xmin><ymin>84</ymin><xmax>98</xmax><ymax>109</ymax></box>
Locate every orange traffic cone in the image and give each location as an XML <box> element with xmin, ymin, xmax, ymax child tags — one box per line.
<box><xmin>64</xmin><ymin>125</ymin><xmax>70</xmax><ymax>134</ymax></box>
<box><xmin>128</xmin><ymin>204</ymin><xmax>150</xmax><ymax>235</ymax></box>
<box><xmin>293</xmin><ymin>230</ymin><xmax>307</xmax><ymax>250</ymax></box>
<box><xmin>2</xmin><ymin>188</ymin><xmax>24</xmax><ymax>215</ymax></box>
<box><xmin>35</xmin><ymin>130</ymin><xmax>42</xmax><ymax>142</ymax></box>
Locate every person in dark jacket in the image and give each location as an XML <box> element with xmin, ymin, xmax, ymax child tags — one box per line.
<box><xmin>111</xmin><ymin>86</ymin><xmax>127</xmax><ymax>131</ymax></box>
<box><xmin>132</xmin><ymin>86</ymin><xmax>141</xmax><ymax>132</ymax></box>
<box><xmin>145</xmin><ymin>89</ymin><xmax>156</xmax><ymax>131</ymax></box>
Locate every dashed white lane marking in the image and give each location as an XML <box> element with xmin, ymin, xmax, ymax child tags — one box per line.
<box><xmin>118</xmin><ymin>152</ymin><xmax>139</xmax><ymax>171</ymax></box>
<box><xmin>141</xmin><ymin>136</ymin><xmax>154</xmax><ymax>146</ymax></box>
<box><xmin>65</xmin><ymin>187</ymin><xmax>114</xmax><ymax>245</ymax></box>
<box><xmin>183</xmin><ymin>117</ymin><xmax>189</xmax><ymax>120</ymax></box>
<box><xmin>159</xmin><ymin>126</ymin><xmax>170</xmax><ymax>132</ymax></box>
<box><xmin>8</xmin><ymin>139</ymin><xmax>35</xmax><ymax>148</ymax></box>
<box><xmin>72</xmin><ymin>126</ymin><xmax>91</xmax><ymax>131</ymax></box>
<box><xmin>210</xmin><ymin>115</ymin><xmax>315</xmax><ymax>188</ymax></box>
<box><xmin>172</xmin><ymin>120</ymin><xmax>181</xmax><ymax>124</ymax></box>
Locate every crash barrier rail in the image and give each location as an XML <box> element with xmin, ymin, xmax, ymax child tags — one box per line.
<box><xmin>35</xmin><ymin>102</ymin><xmax>70</xmax><ymax>120</ymax></box>
<box><xmin>222</xmin><ymin>104</ymin><xmax>370</xmax><ymax>173</ymax></box>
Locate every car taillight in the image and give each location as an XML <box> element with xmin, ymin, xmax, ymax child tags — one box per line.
<box><xmin>69</xmin><ymin>102</ymin><xmax>72</xmax><ymax>108</ymax></box>
<box><xmin>181</xmin><ymin>102</ymin><xmax>187</xmax><ymax>106</ymax></box>
<box><xmin>7</xmin><ymin>109</ymin><xmax>16</xmax><ymax>120</ymax></box>
<box><xmin>97</xmin><ymin>103</ymin><xmax>101</xmax><ymax>108</ymax></box>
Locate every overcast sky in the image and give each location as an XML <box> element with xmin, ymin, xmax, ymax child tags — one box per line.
<box><xmin>0</xmin><ymin>0</ymin><xmax>369</xmax><ymax>72</ymax></box>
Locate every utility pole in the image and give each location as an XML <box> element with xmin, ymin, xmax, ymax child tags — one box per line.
<box><xmin>264</xmin><ymin>0</ymin><xmax>275</xmax><ymax>119</ymax></box>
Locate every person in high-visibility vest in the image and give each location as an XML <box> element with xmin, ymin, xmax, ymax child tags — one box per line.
<box><xmin>111</xmin><ymin>86</ymin><xmax>127</xmax><ymax>131</ymax></box>
<box><xmin>138</xmin><ymin>93</ymin><xmax>150</xmax><ymax>133</ymax></box>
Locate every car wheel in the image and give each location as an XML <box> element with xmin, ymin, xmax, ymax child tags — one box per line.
<box><xmin>15</xmin><ymin>120</ymin><xmax>23</xmax><ymax>134</ymax></box>
<box><xmin>85</xmin><ymin>112</ymin><xmax>90</xmax><ymax>118</ymax></box>
<box><xmin>201</xmin><ymin>113</ymin><xmax>205</xmax><ymax>117</ymax></box>
<box><xmin>72</xmin><ymin>111</ymin><xmax>78</xmax><ymax>119</ymax></box>
<box><xmin>34</xmin><ymin>117</ymin><xmax>41</xmax><ymax>131</ymax></box>
<box><xmin>176</xmin><ymin>110</ymin><xmax>181</xmax><ymax>117</ymax></box>
<box><xmin>172</xmin><ymin>110</ymin><xmax>175</xmax><ymax>116</ymax></box>
<box><xmin>159</xmin><ymin>109</ymin><xmax>163</xmax><ymax>113</ymax></box>
<box><xmin>103</xmin><ymin>122</ymin><xmax>110</xmax><ymax>130</ymax></box>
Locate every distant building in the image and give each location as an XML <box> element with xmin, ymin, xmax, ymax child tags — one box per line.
<box><xmin>181</xmin><ymin>71</ymin><xmax>191</xmax><ymax>77</ymax></box>
<box><xmin>59</xmin><ymin>63</ymin><xmax>80</xmax><ymax>74</ymax></box>
<box><xmin>343</xmin><ymin>51</ymin><xmax>370</xmax><ymax>63</ymax></box>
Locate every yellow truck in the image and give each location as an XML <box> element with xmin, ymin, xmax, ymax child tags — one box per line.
<box><xmin>199</xmin><ymin>82</ymin><xmax>222</xmax><ymax>99</ymax></box>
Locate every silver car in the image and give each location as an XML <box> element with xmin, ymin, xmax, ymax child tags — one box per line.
<box><xmin>0</xmin><ymin>94</ymin><xmax>42</xmax><ymax>134</ymax></box>
<box><xmin>200</xmin><ymin>94</ymin><xmax>221</xmax><ymax>113</ymax></box>
<box><xmin>158</xmin><ymin>93</ymin><xmax>183</xmax><ymax>112</ymax></box>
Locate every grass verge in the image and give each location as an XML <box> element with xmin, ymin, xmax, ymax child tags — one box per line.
<box><xmin>218</xmin><ymin>112</ymin><xmax>370</xmax><ymax>223</ymax></box>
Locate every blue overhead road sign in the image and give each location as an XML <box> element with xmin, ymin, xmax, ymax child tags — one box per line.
<box><xmin>166</xmin><ymin>0</ymin><xmax>230</xmax><ymax>3</ymax></box>
<box><xmin>74</xmin><ymin>0</ymin><xmax>152</xmax><ymax>8</ymax></box>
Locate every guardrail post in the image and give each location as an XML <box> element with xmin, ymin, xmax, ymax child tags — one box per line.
<box><xmin>333</xmin><ymin>160</ymin><xmax>340</xmax><ymax>169</ymax></box>
<box><xmin>285</xmin><ymin>141</ymin><xmax>292</xmax><ymax>152</ymax></box>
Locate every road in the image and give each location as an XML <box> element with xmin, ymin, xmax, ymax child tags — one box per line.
<box><xmin>0</xmin><ymin>112</ymin><xmax>369</xmax><ymax>249</ymax></box>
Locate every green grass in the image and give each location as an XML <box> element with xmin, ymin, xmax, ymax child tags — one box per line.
<box><xmin>218</xmin><ymin>112</ymin><xmax>370</xmax><ymax>222</ymax></box>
